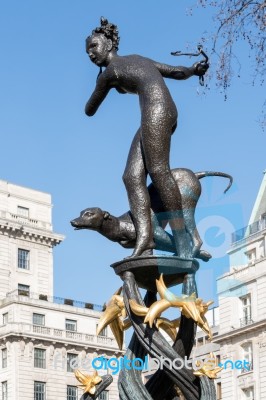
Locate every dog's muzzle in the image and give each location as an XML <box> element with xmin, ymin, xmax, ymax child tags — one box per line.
<box><xmin>70</xmin><ymin>219</ymin><xmax>84</xmax><ymax>230</ymax></box>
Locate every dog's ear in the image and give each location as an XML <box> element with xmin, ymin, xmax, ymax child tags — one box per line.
<box><xmin>103</xmin><ymin>211</ymin><xmax>110</xmax><ymax>220</ymax></box>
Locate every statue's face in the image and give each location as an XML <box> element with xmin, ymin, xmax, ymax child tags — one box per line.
<box><xmin>86</xmin><ymin>34</ymin><xmax>112</xmax><ymax>66</ymax></box>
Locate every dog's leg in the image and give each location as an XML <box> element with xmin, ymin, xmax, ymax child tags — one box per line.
<box><xmin>183</xmin><ymin>207</ymin><xmax>211</xmax><ymax>261</ymax></box>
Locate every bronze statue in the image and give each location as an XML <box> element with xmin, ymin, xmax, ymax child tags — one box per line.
<box><xmin>85</xmin><ymin>17</ymin><xmax>209</xmax><ymax>258</ymax></box>
<box><xmin>73</xmin><ymin>17</ymin><xmax>228</xmax><ymax>400</ymax></box>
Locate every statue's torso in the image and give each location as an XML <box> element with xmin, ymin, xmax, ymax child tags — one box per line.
<box><xmin>107</xmin><ymin>55</ymin><xmax>177</xmax><ymax>114</ymax></box>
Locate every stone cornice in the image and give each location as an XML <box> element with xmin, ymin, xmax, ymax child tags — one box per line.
<box><xmin>0</xmin><ymin>188</ymin><xmax>52</xmax><ymax>207</ymax></box>
<box><xmin>0</xmin><ymin>323</ymin><xmax>125</xmax><ymax>353</ymax></box>
<box><xmin>212</xmin><ymin>319</ymin><xmax>266</xmax><ymax>343</ymax></box>
<box><xmin>0</xmin><ymin>219</ymin><xmax>64</xmax><ymax>246</ymax></box>
<box><xmin>1</xmin><ymin>295</ymin><xmax>102</xmax><ymax>318</ymax></box>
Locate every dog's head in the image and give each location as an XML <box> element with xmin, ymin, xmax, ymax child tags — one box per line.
<box><xmin>70</xmin><ymin>207</ymin><xmax>110</xmax><ymax>230</ymax></box>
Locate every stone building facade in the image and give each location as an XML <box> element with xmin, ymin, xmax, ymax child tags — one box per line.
<box><xmin>213</xmin><ymin>172</ymin><xmax>266</xmax><ymax>400</ymax></box>
<box><xmin>189</xmin><ymin>172</ymin><xmax>266</xmax><ymax>400</ymax></box>
<box><xmin>0</xmin><ymin>179</ymin><xmax>123</xmax><ymax>400</ymax></box>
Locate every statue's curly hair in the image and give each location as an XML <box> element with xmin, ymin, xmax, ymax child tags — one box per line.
<box><xmin>91</xmin><ymin>17</ymin><xmax>120</xmax><ymax>50</ymax></box>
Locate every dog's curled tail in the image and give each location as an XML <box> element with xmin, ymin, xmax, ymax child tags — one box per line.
<box><xmin>195</xmin><ymin>171</ymin><xmax>233</xmax><ymax>193</ymax></box>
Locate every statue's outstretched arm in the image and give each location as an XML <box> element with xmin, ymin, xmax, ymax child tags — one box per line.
<box><xmin>153</xmin><ymin>60</ymin><xmax>208</xmax><ymax>80</ymax></box>
<box><xmin>85</xmin><ymin>71</ymin><xmax>111</xmax><ymax>116</ymax></box>
<box><xmin>153</xmin><ymin>61</ymin><xmax>195</xmax><ymax>80</ymax></box>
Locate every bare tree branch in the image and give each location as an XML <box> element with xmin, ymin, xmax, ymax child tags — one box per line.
<box><xmin>190</xmin><ymin>0</ymin><xmax>265</xmax><ymax>126</ymax></box>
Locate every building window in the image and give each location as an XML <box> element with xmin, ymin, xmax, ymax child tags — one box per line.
<box><xmin>241</xmin><ymin>343</ymin><xmax>253</xmax><ymax>372</ymax></box>
<box><xmin>216</xmin><ymin>382</ymin><xmax>222</xmax><ymax>400</ymax></box>
<box><xmin>197</xmin><ymin>337</ymin><xmax>204</xmax><ymax>347</ymax></box>
<box><xmin>97</xmin><ymin>324</ymin><xmax>107</xmax><ymax>337</ymax></box>
<box><xmin>242</xmin><ymin>386</ymin><xmax>254</xmax><ymax>400</ymax></box>
<box><xmin>99</xmin><ymin>391</ymin><xmax>109</xmax><ymax>400</ymax></box>
<box><xmin>67</xmin><ymin>386</ymin><xmax>78</xmax><ymax>400</ymax></box>
<box><xmin>246</xmin><ymin>249</ymin><xmax>256</xmax><ymax>262</ymax></box>
<box><xmin>33</xmin><ymin>313</ymin><xmax>45</xmax><ymax>326</ymax></box>
<box><xmin>2</xmin><ymin>381</ymin><xmax>7</xmax><ymax>400</ymax></box>
<box><xmin>3</xmin><ymin>313</ymin><xmax>8</xmax><ymax>325</ymax></box>
<box><xmin>34</xmin><ymin>382</ymin><xmax>46</xmax><ymax>400</ymax></box>
<box><xmin>65</xmin><ymin>319</ymin><xmax>77</xmax><ymax>332</ymax></box>
<box><xmin>240</xmin><ymin>294</ymin><xmax>252</xmax><ymax>326</ymax></box>
<box><xmin>2</xmin><ymin>348</ymin><xmax>7</xmax><ymax>368</ymax></box>
<box><xmin>18</xmin><ymin>284</ymin><xmax>30</xmax><ymax>296</ymax></box>
<box><xmin>216</xmin><ymin>354</ymin><xmax>221</xmax><ymax>367</ymax></box>
<box><xmin>17</xmin><ymin>206</ymin><xmax>29</xmax><ymax>218</ymax></box>
<box><xmin>67</xmin><ymin>353</ymin><xmax>78</xmax><ymax>372</ymax></box>
<box><xmin>34</xmin><ymin>349</ymin><xmax>46</xmax><ymax>369</ymax></box>
<box><xmin>261</xmin><ymin>213</ymin><xmax>266</xmax><ymax>229</ymax></box>
<box><xmin>18</xmin><ymin>249</ymin><xmax>30</xmax><ymax>270</ymax></box>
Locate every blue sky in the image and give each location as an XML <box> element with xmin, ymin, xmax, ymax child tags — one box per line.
<box><xmin>0</xmin><ymin>1</ymin><xmax>265</xmax><ymax>306</ymax></box>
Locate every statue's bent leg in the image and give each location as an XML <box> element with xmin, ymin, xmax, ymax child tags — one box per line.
<box><xmin>123</xmin><ymin>129</ymin><xmax>155</xmax><ymax>257</ymax></box>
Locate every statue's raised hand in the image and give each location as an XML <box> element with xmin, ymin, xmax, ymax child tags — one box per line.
<box><xmin>193</xmin><ymin>60</ymin><xmax>209</xmax><ymax>76</ymax></box>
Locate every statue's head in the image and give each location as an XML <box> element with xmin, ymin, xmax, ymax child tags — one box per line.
<box><xmin>86</xmin><ymin>17</ymin><xmax>120</xmax><ymax>67</ymax></box>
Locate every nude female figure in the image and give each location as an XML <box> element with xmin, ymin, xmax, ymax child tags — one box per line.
<box><xmin>85</xmin><ymin>18</ymin><xmax>209</xmax><ymax>258</ymax></box>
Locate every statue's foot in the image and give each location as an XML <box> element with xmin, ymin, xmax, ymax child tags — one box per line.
<box><xmin>197</xmin><ymin>249</ymin><xmax>212</xmax><ymax>262</ymax></box>
<box><xmin>140</xmin><ymin>248</ymin><xmax>153</xmax><ymax>256</ymax></box>
<box><xmin>192</xmin><ymin>248</ymin><xmax>212</xmax><ymax>262</ymax></box>
<box><xmin>125</xmin><ymin>248</ymin><xmax>154</xmax><ymax>259</ymax></box>
<box><xmin>125</xmin><ymin>239</ymin><xmax>155</xmax><ymax>259</ymax></box>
